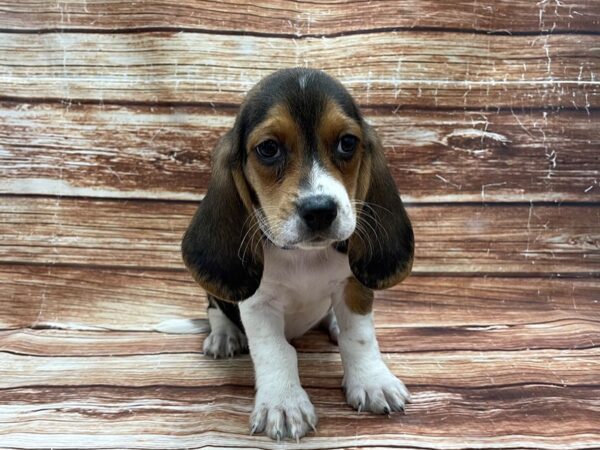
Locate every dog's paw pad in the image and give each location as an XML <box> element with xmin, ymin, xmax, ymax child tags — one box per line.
<box><xmin>249</xmin><ymin>387</ymin><xmax>317</xmax><ymax>441</ymax></box>
<box><xmin>344</xmin><ymin>370</ymin><xmax>411</xmax><ymax>414</ymax></box>
<box><xmin>202</xmin><ymin>328</ymin><xmax>247</xmax><ymax>359</ymax></box>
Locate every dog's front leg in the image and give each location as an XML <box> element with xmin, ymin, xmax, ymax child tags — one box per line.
<box><xmin>334</xmin><ymin>282</ymin><xmax>411</xmax><ymax>414</ymax></box>
<box><xmin>239</xmin><ymin>294</ymin><xmax>317</xmax><ymax>441</ymax></box>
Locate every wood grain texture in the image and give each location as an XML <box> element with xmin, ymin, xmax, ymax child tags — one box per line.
<box><xmin>2</xmin><ymin>348</ymin><xmax>599</xmax><ymax>389</ymax></box>
<box><xmin>2</xmin><ymin>2</ymin><xmax>599</xmax><ymax>448</ymax></box>
<box><xmin>2</xmin><ymin>103</ymin><xmax>598</xmax><ymax>202</ymax></box>
<box><xmin>2</xmin><ymin>0</ymin><xmax>599</xmax><ymax>34</ymax></box>
<box><xmin>1</xmin><ymin>32</ymin><xmax>598</xmax><ymax>109</ymax></box>
<box><xmin>1</xmin><ymin>198</ymin><xmax>598</xmax><ymax>273</ymax></box>
<box><xmin>0</xmin><ymin>385</ymin><xmax>598</xmax><ymax>449</ymax></box>
<box><xmin>2</xmin><ymin>266</ymin><xmax>598</xmax><ymax>331</ymax></box>
<box><xmin>1</xmin><ymin>268</ymin><xmax>599</xmax><ymax>448</ymax></box>
<box><xmin>0</xmin><ymin>265</ymin><xmax>204</xmax><ymax>331</ymax></box>
<box><xmin>1</xmin><ymin>318</ymin><xmax>598</xmax><ymax>356</ymax></box>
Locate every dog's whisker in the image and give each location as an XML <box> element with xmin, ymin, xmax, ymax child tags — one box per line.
<box><xmin>239</xmin><ymin>222</ymin><xmax>262</xmax><ymax>264</ymax></box>
<box><xmin>354</xmin><ymin>204</ymin><xmax>390</xmax><ymax>254</ymax></box>
<box><xmin>238</xmin><ymin>217</ymin><xmax>262</xmax><ymax>262</ymax></box>
<box><xmin>355</xmin><ymin>216</ymin><xmax>375</xmax><ymax>250</ymax></box>
<box><xmin>353</xmin><ymin>222</ymin><xmax>374</xmax><ymax>262</ymax></box>
<box><xmin>356</xmin><ymin>214</ymin><xmax>385</xmax><ymax>258</ymax></box>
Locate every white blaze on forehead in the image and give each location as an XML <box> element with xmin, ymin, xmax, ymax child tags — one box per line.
<box><xmin>298</xmin><ymin>73</ymin><xmax>310</xmax><ymax>90</ymax></box>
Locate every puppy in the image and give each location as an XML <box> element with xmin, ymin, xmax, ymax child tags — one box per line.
<box><xmin>182</xmin><ymin>68</ymin><xmax>414</xmax><ymax>441</ymax></box>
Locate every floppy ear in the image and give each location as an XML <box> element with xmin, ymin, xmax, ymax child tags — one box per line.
<box><xmin>348</xmin><ymin>124</ymin><xmax>414</xmax><ymax>290</ymax></box>
<box><xmin>181</xmin><ymin>131</ymin><xmax>263</xmax><ymax>302</ymax></box>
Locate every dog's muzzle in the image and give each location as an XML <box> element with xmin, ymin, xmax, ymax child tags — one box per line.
<box><xmin>297</xmin><ymin>195</ymin><xmax>338</xmax><ymax>232</ymax></box>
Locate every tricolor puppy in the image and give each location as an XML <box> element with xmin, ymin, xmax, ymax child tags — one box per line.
<box><xmin>182</xmin><ymin>68</ymin><xmax>414</xmax><ymax>441</ymax></box>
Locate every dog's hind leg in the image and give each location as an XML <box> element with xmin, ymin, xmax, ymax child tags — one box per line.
<box><xmin>203</xmin><ymin>296</ymin><xmax>248</xmax><ymax>359</ymax></box>
<box><xmin>319</xmin><ymin>307</ymin><xmax>340</xmax><ymax>344</ymax></box>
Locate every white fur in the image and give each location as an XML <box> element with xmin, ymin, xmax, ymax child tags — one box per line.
<box><xmin>298</xmin><ymin>73</ymin><xmax>310</xmax><ymax>90</ymax></box>
<box><xmin>271</xmin><ymin>162</ymin><xmax>356</xmax><ymax>249</ymax></box>
<box><xmin>246</xmin><ymin>244</ymin><xmax>351</xmax><ymax>340</ymax></box>
<box><xmin>238</xmin><ymin>244</ymin><xmax>410</xmax><ymax>440</ymax></box>
<box><xmin>154</xmin><ymin>318</ymin><xmax>209</xmax><ymax>334</ymax></box>
<box><xmin>333</xmin><ymin>297</ymin><xmax>411</xmax><ymax>413</ymax></box>
<box><xmin>203</xmin><ymin>307</ymin><xmax>247</xmax><ymax>358</ymax></box>
<box><xmin>239</xmin><ymin>245</ymin><xmax>349</xmax><ymax>440</ymax></box>
<box><xmin>302</xmin><ymin>162</ymin><xmax>356</xmax><ymax>241</ymax></box>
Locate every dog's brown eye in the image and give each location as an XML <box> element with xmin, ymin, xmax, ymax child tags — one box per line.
<box><xmin>337</xmin><ymin>134</ymin><xmax>358</xmax><ymax>159</ymax></box>
<box><xmin>255</xmin><ymin>139</ymin><xmax>282</xmax><ymax>163</ymax></box>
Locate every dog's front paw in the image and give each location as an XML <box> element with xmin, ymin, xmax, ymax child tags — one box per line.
<box><xmin>344</xmin><ymin>367</ymin><xmax>411</xmax><ymax>414</ymax></box>
<box><xmin>249</xmin><ymin>386</ymin><xmax>317</xmax><ymax>442</ymax></box>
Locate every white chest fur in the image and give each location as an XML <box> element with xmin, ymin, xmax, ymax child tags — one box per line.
<box><xmin>252</xmin><ymin>244</ymin><xmax>352</xmax><ymax>339</ymax></box>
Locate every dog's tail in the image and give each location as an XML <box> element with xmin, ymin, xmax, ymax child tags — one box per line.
<box><xmin>153</xmin><ymin>318</ymin><xmax>210</xmax><ymax>334</ymax></box>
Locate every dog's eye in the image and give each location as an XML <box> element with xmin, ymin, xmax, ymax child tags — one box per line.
<box><xmin>255</xmin><ymin>139</ymin><xmax>282</xmax><ymax>163</ymax></box>
<box><xmin>337</xmin><ymin>134</ymin><xmax>358</xmax><ymax>159</ymax></box>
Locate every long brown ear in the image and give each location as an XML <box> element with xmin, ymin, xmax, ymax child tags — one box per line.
<box><xmin>181</xmin><ymin>131</ymin><xmax>263</xmax><ymax>302</ymax></box>
<box><xmin>348</xmin><ymin>124</ymin><xmax>414</xmax><ymax>290</ymax></box>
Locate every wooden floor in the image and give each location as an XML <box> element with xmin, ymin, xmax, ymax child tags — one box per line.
<box><xmin>1</xmin><ymin>1</ymin><xmax>600</xmax><ymax>449</ymax></box>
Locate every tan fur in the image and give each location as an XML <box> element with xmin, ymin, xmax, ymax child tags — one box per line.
<box><xmin>318</xmin><ymin>100</ymin><xmax>365</xmax><ymax>205</ymax></box>
<box><xmin>344</xmin><ymin>276</ymin><xmax>374</xmax><ymax>315</ymax></box>
<box><xmin>244</xmin><ymin>100</ymin><xmax>369</xmax><ymax>244</ymax></box>
<box><xmin>244</xmin><ymin>103</ymin><xmax>303</xmax><ymax>238</ymax></box>
<box><xmin>247</xmin><ymin>103</ymin><xmax>301</xmax><ymax>153</ymax></box>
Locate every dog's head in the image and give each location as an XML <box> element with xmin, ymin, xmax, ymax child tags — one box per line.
<box><xmin>183</xmin><ymin>68</ymin><xmax>413</xmax><ymax>302</ymax></box>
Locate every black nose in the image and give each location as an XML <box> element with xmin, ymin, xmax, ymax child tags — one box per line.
<box><xmin>298</xmin><ymin>195</ymin><xmax>338</xmax><ymax>231</ymax></box>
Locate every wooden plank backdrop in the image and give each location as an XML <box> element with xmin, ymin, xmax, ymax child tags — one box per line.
<box><xmin>0</xmin><ymin>1</ymin><xmax>599</xmax><ymax>449</ymax></box>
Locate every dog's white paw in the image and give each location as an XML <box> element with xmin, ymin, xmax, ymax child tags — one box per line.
<box><xmin>344</xmin><ymin>367</ymin><xmax>411</xmax><ymax>414</ymax></box>
<box><xmin>249</xmin><ymin>386</ymin><xmax>317</xmax><ymax>442</ymax></box>
<box><xmin>202</xmin><ymin>327</ymin><xmax>247</xmax><ymax>359</ymax></box>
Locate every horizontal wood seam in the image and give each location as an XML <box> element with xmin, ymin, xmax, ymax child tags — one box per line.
<box><xmin>2</xmin><ymin>345</ymin><xmax>599</xmax><ymax>358</ymax></box>
<box><xmin>1</xmin><ymin>260</ymin><xmax>599</xmax><ymax>278</ymax></box>
<box><xmin>2</xmin><ymin>25</ymin><xmax>599</xmax><ymax>38</ymax></box>
<box><xmin>5</xmin><ymin>316</ymin><xmax>597</xmax><ymax>332</ymax></box>
<box><xmin>0</xmin><ymin>96</ymin><xmax>598</xmax><ymax>113</ymax></box>
<box><xmin>2</xmin><ymin>193</ymin><xmax>600</xmax><ymax>208</ymax></box>
<box><xmin>0</xmin><ymin>381</ymin><xmax>598</xmax><ymax>392</ymax></box>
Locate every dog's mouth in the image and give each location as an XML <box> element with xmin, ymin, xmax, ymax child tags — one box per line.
<box><xmin>265</xmin><ymin>231</ymin><xmax>338</xmax><ymax>251</ymax></box>
<box><xmin>294</xmin><ymin>235</ymin><xmax>333</xmax><ymax>250</ymax></box>
<box><xmin>282</xmin><ymin>227</ymin><xmax>354</xmax><ymax>250</ymax></box>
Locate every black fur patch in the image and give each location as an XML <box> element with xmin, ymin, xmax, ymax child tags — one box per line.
<box><xmin>237</xmin><ymin>68</ymin><xmax>362</xmax><ymax>166</ymax></box>
<box><xmin>347</xmin><ymin>137</ymin><xmax>414</xmax><ymax>290</ymax></box>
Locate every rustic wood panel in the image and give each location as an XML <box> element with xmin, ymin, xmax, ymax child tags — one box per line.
<box><xmin>2</xmin><ymin>266</ymin><xmax>598</xmax><ymax>331</ymax></box>
<box><xmin>2</xmin><ymin>2</ymin><xmax>599</xmax><ymax>448</ymax></box>
<box><xmin>1</xmin><ymin>317</ymin><xmax>598</xmax><ymax>356</ymax></box>
<box><xmin>0</xmin><ymin>266</ymin><xmax>204</xmax><ymax>331</ymax></box>
<box><xmin>1</xmin><ymin>32</ymin><xmax>598</xmax><ymax>109</ymax></box>
<box><xmin>295</xmin><ymin>318</ymin><xmax>600</xmax><ymax>353</ymax></box>
<box><xmin>1</xmin><ymin>198</ymin><xmax>597</xmax><ymax>273</ymax></box>
<box><xmin>0</xmin><ymin>385</ymin><xmax>598</xmax><ymax>449</ymax></box>
<box><xmin>2</xmin><ymin>103</ymin><xmax>598</xmax><ymax>202</ymax></box>
<box><xmin>2</xmin><ymin>0</ymin><xmax>599</xmax><ymax>34</ymax></box>
<box><xmin>2</xmin><ymin>348</ymin><xmax>599</xmax><ymax>389</ymax></box>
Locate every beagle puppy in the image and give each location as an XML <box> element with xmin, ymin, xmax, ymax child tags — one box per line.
<box><xmin>182</xmin><ymin>68</ymin><xmax>414</xmax><ymax>441</ymax></box>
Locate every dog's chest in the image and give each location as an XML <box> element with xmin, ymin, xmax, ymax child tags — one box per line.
<box><xmin>259</xmin><ymin>245</ymin><xmax>351</xmax><ymax>338</ymax></box>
